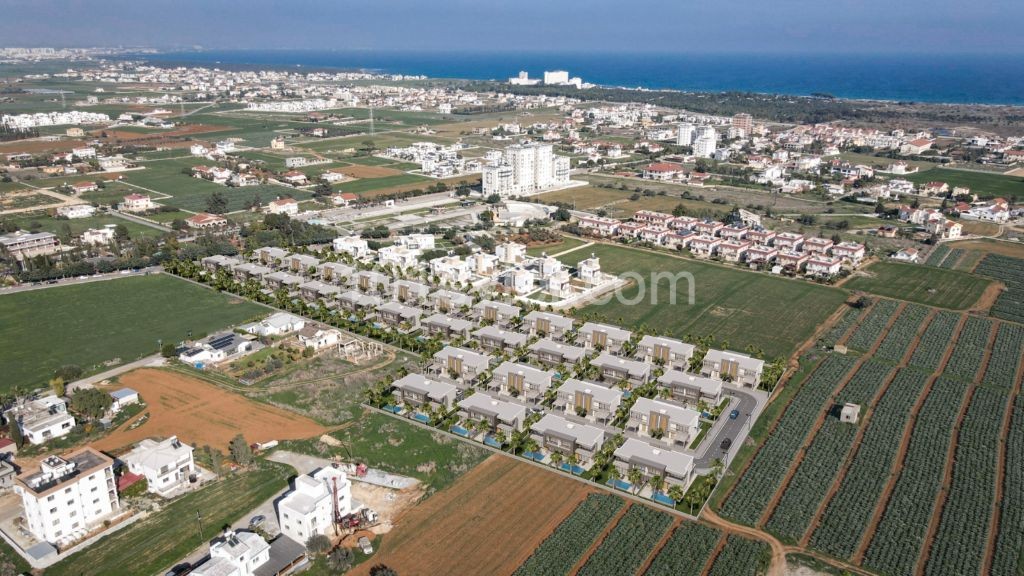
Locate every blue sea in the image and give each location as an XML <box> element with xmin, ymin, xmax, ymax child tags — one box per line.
<box><xmin>142</xmin><ymin>50</ymin><xmax>1024</xmax><ymax>106</ymax></box>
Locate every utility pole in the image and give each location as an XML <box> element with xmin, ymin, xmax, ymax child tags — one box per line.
<box><xmin>369</xmin><ymin>104</ymin><xmax>374</xmax><ymax>136</ymax></box>
<box><xmin>196</xmin><ymin>509</ymin><xmax>204</xmax><ymax>539</ymax></box>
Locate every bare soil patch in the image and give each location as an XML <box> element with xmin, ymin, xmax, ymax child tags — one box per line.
<box><xmin>92</xmin><ymin>368</ymin><xmax>327</xmax><ymax>452</ymax></box>
<box><xmin>338</xmin><ymin>165</ymin><xmax>406</xmax><ymax>179</ymax></box>
<box><xmin>349</xmin><ymin>455</ymin><xmax>594</xmax><ymax>576</ymax></box>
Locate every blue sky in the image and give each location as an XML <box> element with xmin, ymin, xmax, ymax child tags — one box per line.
<box><xmin>1</xmin><ymin>0</ymin><xmax>1020</xmax><ymax>54</ymax></box>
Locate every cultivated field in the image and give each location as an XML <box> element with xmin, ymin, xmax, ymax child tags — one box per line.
<box><xmin>906</xmin><ymin>167</ymin><xmax>1024</xmax><ymax>200</ymax></box>
<box><xmin>717</xmin><ymin>294</ymin><xmax>1024</xmax><ymax>576</ymax></box>
<box><xmin>559</xmin><ymin>244</ymin><xmax>848</xmax><ymax>359</ymax></box>
<box><xmin>0</xmin><ymin>275</ymin><xmax>265</xmax><ymax>391</ymax></box>
<box><xmin>845</xmin><ymin>260</ymin><xmax>993</xmax><ymax>309</ymax></box>
<box><xmin>975</xmin><ymin>254</ymin><xmax>1024</xmax><ymax>323</ymax></box>
<box><xmin>92</xmin><ymin>368</ymin><xmax>327</xmax><ymax>451</ymax></box>
<box><xmin>349</xmin><ymin>456</ymin><xmax>595</xmax><ymax>576</ymax></box>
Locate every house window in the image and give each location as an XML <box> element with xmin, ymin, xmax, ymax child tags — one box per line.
<box><xmin>47</xmin><ymin>495</ymin><xmax>54</xmax><ymax>502</ymax></box>
<box><xmin>52</xmin><ymin>519</ymin><xmax>60</xmax><ymax>526</ymax></box>
<box><xmin>93</xmin><ymin>498</ymin><xmax>100</xmax><ymax>504</ymax></box>
<box><xmin>49</xmin><ymin>507</ymin><xmax>57</xmax><ymax>514</ymax></box>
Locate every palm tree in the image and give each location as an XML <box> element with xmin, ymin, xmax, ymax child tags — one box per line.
<box><xmin>667</xmin><ymin>483</ymin><xmax>685</xmax><ymax>505</ymax></box>
<box><xmin>607</xmin><ymin>465</ymin><xmax>622</xmax><ymax>488</ymax></box>
<box><xmin>627</xmin><ymin>468</ymin><xmax>643</xmax><ymax>494</ymax></box>
<box><xmin>650</xmin><ymin>474</ymin><xmax>665</xmax><ymax>496</ymax></box>
<box><xmin>550</xmin><ymin>451</ymin><xmax>564</xmax><ymax>469</ymax></box>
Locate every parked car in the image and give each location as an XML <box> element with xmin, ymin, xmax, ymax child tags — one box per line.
<box><xmin>720</xmin><ymin>438</ymin><xmax>732</xmax><ymax>451</ymax></box>
<box><xmin>164</xmin><ymin>563</ymin><xmax>192</xmax><ymax>576</ymax></box>
<box><xmin>729</xmin><ymin>409</ymin><xmax>740</xmax><ymax>420</ymax></box>
<box><xmin>249</xmin><ymin>515</ymin><xmax>266</xmax><ymax>528</ymax></box>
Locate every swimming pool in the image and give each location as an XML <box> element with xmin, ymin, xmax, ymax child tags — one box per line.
<box><xmin>608</xmin><ymin>478</ymin><xmax>632</xmax><ymax>491</ymax></box>
<box><xmin>450</xmin><ymin>425</ymin><xmax>470</xmax><ymax>437</ymax></box>
<box><xmin>412</xmin><ymin>413</ymin><xmax>430</xmax><ymax>424</ymax></box>
<box><xmin>652</xmin><ymin>492</ymin><xmax>677</xmax><ymax>507</ymax></box>
<box><xmin>559</xmin><ymin>463</ymin><xmax>586</xmax><ymax>475</ymax></box>
<box><xmin>382</xmin><ymin>405</ymin><xmax>402</xmax><ymax>414</ymax></box>
<box><xmin>522</xmin><ymin>450</ymin><xmax>546</xmax><ymax>462</ymax></box>
<box><xmin>483</xmin><ymin>436</ymin><xmax>502</xmax><ymax>448</ymax></box>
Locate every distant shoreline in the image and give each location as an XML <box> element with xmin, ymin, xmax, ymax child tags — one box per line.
<box><xmin>130</xmin><ymin>49</ymin><xmax>1024</xmax><ymax>107</ymax></box>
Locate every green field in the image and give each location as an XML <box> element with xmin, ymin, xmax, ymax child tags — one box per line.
<box><xmin>0</xmin><ymin>274</ymin><xmax>266</xmax><ymax>391</ymax></box>
<box><xmin>559</xmin><ymin>244</ymin><xmax>848</xmax><ymax>359</ymax></box>
<box><xmin>79</xmin><ymin>181</ymin><xmax>141</xmax><ymax>206</ymax></box>
<box><xmin>341</xmin><ymin>173</ymin><xmax>431</xmax><ymax>195</ymax></box>
<box><xmin>526</xmin><ymin>236</ymin><xmax>589</xmax><ymax>257</ymax></box>
<box><xmin>2</xmin><ymin>211</ymin><xmax>166</xmax><ymax>240</ymax></box>
<box><xmin>906</xmin><ymin>167</ymin><xmax>1024</xmax><ymax>200</ymax></box>
<box><xmin>845</xmin><ymin>261</ymin><xmax>992</xmax><ymax>309</ymax></box>
<box><xmin>46</xmin><ymin>463</ymin><xmax>290</xmax><ymax>576</ymax></box>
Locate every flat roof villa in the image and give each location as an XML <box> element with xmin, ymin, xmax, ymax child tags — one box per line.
<box><xmin>490</xmin><ymin>361</ymin><xmax>554</xmax><ymax>400</ymax></box>
<box><xmin>473</xmin><ymin>299</ymin><xmax>522</xmax><ymax>325</ymax></box>
<box><xmin>431</xmin><ymin>346</ymin><xmax>492</xmax><ymax>383</ymax></box>
<box><xmin>524</xmin><ymin>311</ymin><xmax>574</xmax><ymax>339</ymax></box>
<box><xmin>4</xmin><ymin>395</ymin><xmax>76</xmax><ymax>445</ymax></box>
<box><xmin>458</xmin><ymin>392</ymin><xmax>527</xmax><ymax>433</ymax></box>
<box><xmin>422</xmin><ymin>313</ymin><xmax>474</xmax><ymax>340</ymax></box>
<box><xmin>338</xmin><ymin>290</ymin><xmax>382</xmax><ymax>312</ymax></box>
<box><xmin>392</xmin><ymin>373</ymin><xmax>458</xmax><ymax>409</ymax></box>
<box><xmin>473</xmin><ymin>325</ymin><xmax>529</xmax><ymax>353</ymax></box>
<box><xmin>627</xmin><ymin>397</ymin><xmax>700</xmax><ymax>445</ymax></box>
<box><xmin>427</xmin><ymin>289</ymin><xmax>473</xmax><ymax>313</ymax></box>
<box><xmin>529</xmin><ymin>338</ymin><xmax>586</xmax><ymax>367</ymax></box>
<box><xmin>578</xmin><ymin>322</ymin><xmax>632</xmax><ymax>352</ymax></box>
<box><xmin>658</xmin><ymin>370</ymin><xmax>724</xmax><ymax>405</ymax></box>
<box><xmin>591</xmin><ymin>353</ymin><xmax>652</xmax><ymax>386</ymax></box>
<box><xmin>376</xmin><ymin>301</ymin><xmax>423</xmax><ymax>332</ymax></box>
<box><xmin>636</xmin><ymin>335</ymin><xmax>695</xmax><ymax>371</ymax></box>
<box><xmin>556</xmin><ymin>379</ymin><xmax>623</xmax><ymax>423</ymax></box>
<box><xmin>530</xmin><ymin>414</ymin><xmax>606</xmax><ymax>467</ymax></box>
<box><xmin>702</xmin><ymin>349</ymin><xmax>764</xmax><ymax>387</ymax></box>
<box><xmin>613</xmin><ymin>437</ymin><xmax>696</xmax><ymax>492</ymax></box>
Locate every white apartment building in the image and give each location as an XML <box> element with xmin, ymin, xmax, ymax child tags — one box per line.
<box><xmin>5</xmin><ymin>395</ymin><xmax>76</xmax><ymax>445</ymax></box>
<box><xmin>192</xmin><ymin>531</ymin><xmax>271</xmax><ymax>576</ymax></box>
<box><xmin>482</xmin><ymin>143</ymin><xmax>571</xmax><ymax>197</ymax></box>
<box><xmin>15</xmin><ymin>448</ymin><xmax>119</xmax><ymax>545</ymax></box>
<box><xmin>277</xmin><ymin>465</ymin><xmax>353</xmax><ymax>545</ymax></box>
<box><xmin>122</xmin><ymin>436</ymin><xmax>196</xmax><ymax>497</ymax></box>
<box><xmin>677</xmin><ymin>123</ymin><xmax>695</xmax><ymax>146</ymax></box>
<box><xmin>56</xmin><ymin>204</ymin><xmax>97</xmax><ymax>219</ymax></box>
<box><xmin>333</xmin><ymin>236</ymin><xmax>371</xmax><ymax>259</ymax></box>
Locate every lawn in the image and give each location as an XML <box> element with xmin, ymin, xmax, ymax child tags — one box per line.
<box><xmin>560</xmin><ymin>244</ymin><xmax>848</xmax><ymax>359</ymax></box>
<box><xmin>80</xmin><ymin>181</ymin><xmax>141</xmax><ymax>206</ymax></box>
<box><xmin>3</xmin><ymin>211</ymin><xmax>166</xmax><ymax>240</ymax></box>
<box><xmin>45</xmin><ymin>463</ymin><xmax>291</xmax><ymax>576</ymax></box>
<box><xmin>526</xmin><ymin>236</ymin><xmax>589</xmax><ymax>257</ymax></box>
<box><xmin>340</xmin><ymin>173</ymin><xmax>431</xmax><ymax>195</ymax></box>
<box><xmin>0</xmin><ymin>274</ymin><xmax>266</xmax><ymax>391</ymax></box>
<box><xmin>906</xmin><ymin>167</ymin><xmax>1024</xmax><ymax>200</ymax></box>
<box><xmin>534</xmin><ymin>185</ymin><xmax>628</xmax><ymax>210</ymax></box>
<box><xmin>845</xmin><ymin>260</ymin><xmax>992</xmax><ymax>309</ymax></box>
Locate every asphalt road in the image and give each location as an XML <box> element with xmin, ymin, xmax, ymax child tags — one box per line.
<box><xmin>694</xmin><ymin>385</ymin><xmax>765</xmax><ymax>470</ymax></box>
<box><xmin>0</xmin><ymin>267</ymin><xmax>162</xmax><ymax>294</ymax></box>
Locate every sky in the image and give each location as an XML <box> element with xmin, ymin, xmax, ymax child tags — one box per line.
<box><xmin>1</xmin><ymin>0</ymin><xmax>1021</xmax><ymax>54</ymax></box>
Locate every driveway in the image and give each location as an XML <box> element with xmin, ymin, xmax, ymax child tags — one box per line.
<box><xmin>694</xmin><ymin>385</ymin><xmax>768</xmax><ymax>471</ymax></box>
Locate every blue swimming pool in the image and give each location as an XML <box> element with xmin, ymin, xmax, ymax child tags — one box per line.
<box><xmin>483</xmin><ymin>436</ymin><xmax>502</xmax><ymax>448</ymax></box>
<box><xmin>382</xmin><ymin>405</ymin><xmax>402</xmax><ymax>414</ymax></box>
<box><xmin>450</xmin><ymin>425</ymin><xmax>470</xmax><ymax>437</ymax></box>
<box><xmin>622</xmin><ymin>390</ymin><xmax>632</xmax><ymax>398</ymax></box>
<box><xmin>559</xmin><ymin>463</ymin><xmax>586</xmax><ymax>475</ymax></box>
<box><xmin>412</xmin><ymin>413</ymin><xmax>430</xmax><ymax>424</ymax></box>
<box><xmin>652</xmin><ymin>492</ymin><xmax>677</xmax><ymax>507</ymax></box>
<box><xmin>608</xmin><ymin>478</ymin><xmax>632</xmax><ymax>491</ymax></box>
<box><xmin>522</xmin><ymin>450</ymin><xmax>545</xmax><ymax>462</ymax></box>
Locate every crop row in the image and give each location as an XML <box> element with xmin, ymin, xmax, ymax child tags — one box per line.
<box><xmin>991</xmin><ymin>395</ymin><xmax>1024</xmax><ymax>576</ymax></box>
<box><xmin>863</xmin><ymin>376</ymin><xmax>971</xmax><ymax>576</ymax></box>
<box><xmin>706</xmin><ymin>535</ymin><xmax>771</xmax><ymax>576</ymax></box>
<box><xmin>578</xmin><ymin>504</ymin><xmax>673</xmax><ymax>576</ymax></box>
<box><xmin>943</xmin><ymin>315</ymin><xmax>993</xmax><ymax>382</ymax></box>
<box><xmin>923</xmin><ymin>244</ymin><xmax>950</xmax><ymax>267</ymax></box>
<box><xmin>938</xmin><ymin>248</ymin><xmax>964</xmax><ymax>269</ymax></box>
<box><xmin>721</xmin><ymin>354</ymin><xmax>859</xmax><ymax>525</ymax></box>
<box><xmin>821</xmin><ymin>303</ymin><xmax>863</xmax><ymax>348</ymax></box>
<box><xmin>642</xmin><ymin>522</ymin><xmax>721</xmax><ymax>576</ymax></box>
<box><xmin>874</xmin><ymin>304</ymin><xmax>930</xmax><ymax>363</ymax></box>
<box><xmin>513</xmin><ymin>493</ymin><xmax>624</xmax><ymax>576</ymax></box>
<box><xmin>846</xmin><ymin>299</ymin><xmax>900</xmax><ymax>352</ymax></box>
<box><xmin>810</xmin><ymin>368</ymin><xmax>932</xmax><ymax>560</ymax></box>
<box><xmin>924</xmin><ymin>387</ymin><xmax>1008</xmax><ymax>576</ymax></box>
<box><xmin>983</xmin><ymin>322</ymin><xmax>1024</xmax><ymax>388</ymax></box>
<box><xmin>976</xmin><ymin>254</ymin><xmax>1024</xmax><ymax>323</ymax></box>
<box><xmin>908</xmin><ymin>310</ymin><xmax>960</xmax><ymax>372</ymax></box>
<box><xmin>764</xmin><ymin>360</ymin><xmax>894</xmax><ymax>542</ymax></box>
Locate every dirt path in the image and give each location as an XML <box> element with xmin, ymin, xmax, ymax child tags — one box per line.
<box><xmin>971</xmin><ymin>281</ymin><xmax>1005</xmax><ymax>314</ymax></box>
<box><xmin>634</xmin><ymin>517</ymin><xmax>682</xmax><ymax>576</ymax></box>
<box><xmin>801</xmin><ymin>308</ymin><xmax>935</xmax><ymax>546</ymax></box>
<box><xmin>836</xmin><ymin>298</ymin><xmax>878</xmax><ymax>348</ymax></box>
<box><xmin>702</xmin><ymin>508</ymin><xmax>787</xmax><ymax>576</ymax></box>
<box><xmin>568</xmin><ymin>503</ymin><xmax>631</xmax><ymax>576</ymax></box>
<box><xmin>758</xmin><ymin>302</ymin><xmax>905</xmax><ymax>528</ymax></box>
<box><xmin>852</xmin><ymin>313</ymin><xmax>968</xmax><ymax>563</ymax></box>
<box><xmin>982</xmin><ymin>344</ymin><xmax>1024</xmax><ymax>576</ymax></box>
<box><xmin>701</xmin><ymin>532</ymin><xmax>730</xmax><ymax>575</ymax></box>
<box><xmin>914</xmin><ymin>319</ymin><xmax>999</xmax><ymax>575</ymax></box>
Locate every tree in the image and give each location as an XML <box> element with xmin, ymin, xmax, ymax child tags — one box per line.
<box><xmin>485</xmin><ymin>194</ymin><xmax>501</xmax><ymax>205</ymax></box>
<box><xmin>161</xmin><ymin>342</ymin><xmax>177</xmax><ymax>358</ymax></box>
<box><xmin>113</xmin><ymin>224</ymin><xmax>130</xmax><ymax>242</ymax></box>
<box><xmin>305</xmin><ymin>534</ymin><xmax>331</xmax><ymax>556</ymax></box>
<box><xmin>50</xmin><ymin>377</ymin><xmax>65</xmax><ymax>398</ymax></box>
<box><xmin>171</xmin><ymin>218</ymin><xmax>188</xmax><ymax>231</ymax></box>
<box><xmin>328</xmin><ymin>547</ymin><xmax>354</xmax><ymax>571</ymax></box>
<box><xmin>313</xmin><ymin>181</ymin><xmax>333</xmax><ymax>198</ymax></box>
<box><xmin>206</xmin><ymin>191</ymin><xmax>229</xmax><ymax>214</ymax></box>
<box><xmin>229</xmin><ymin>434</ymin><xmax>253</xmax><ymax>466</ymax></box>
<box><xmin>71</xmin><ymin>388</ymin><xmax>113</xmax><ymax>419</ymax></box>
<box><xmin>7</xmin><ymin>418</ymin><xmax>23</xmax><ymax>449</ymax></box>
<box><xmin>553</xmin><ymin>206</ymin><xmax>571</xmax><ymax>221</ymax></box>
<box><xmin>369</xmin><ymin>565</ymin><xmax>399</xmax><ymax>576</ymax></box>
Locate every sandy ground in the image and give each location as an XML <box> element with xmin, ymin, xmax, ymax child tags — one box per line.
<box><xmin>92</xmin><ymin>368</ymin><xmax>327</xmax><ymax>452</ymax></box>
<box><xmin>348</xmin><ymin>455</ymin><xmax>595</xmax><ymax>576</ymax></box>
<box><xmin>337</xmin><ymin>165</ymin><xmax>406</xmax><ymax>179</ymax></box>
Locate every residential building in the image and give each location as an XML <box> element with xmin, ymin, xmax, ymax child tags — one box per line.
<box><xmin>702</xmin><ymin>349</ymin><xmax>764</xmax><ymax>387</ymax></box>
<box><xmin>375</xmin><ymin>301</ymin><xmax>422</xmax><ymax>332</ymax></box>
<box><xmin>0</xmin><ymin>231</ymin><xmax>60</xmax><ymax>261</ymax></box>
<box><xmin>473</xmin><ymin>325</ymin><xmax>529</xmax><ymax>353</ymax></box>
<box><xmin>201</xmin><ymin>254</ymin><xmax>241</xmax><ymax>273</ymax></box>
<box><xmin>14</xmin><ymin>448</ymin><xmax>118</xmax><ymax>545</ymax></box>
<box><xmin>191</xmin><ymin>531</ymin><xmax>271</xmax><ymax>576</ymax></box>
<box><xmin>473</xmin><ymin>299</ymin><xmax>521</xmax><ymax>326</ymax></box>
<box><xmin>482</xmin><ymin>142</ymin><xmax>571</xmax><ymax>197</ymax></box>
<box><xmin>530</xmin><ymin>414</ymin><xmax>605</xmax><ymax>467</ymax></box>
<box><xmin>490</xmin><ymin>361</ymin><xmax>554</xmax><ymax>401</ymax></box>
<box><xmin>5</xmin><ymin>395</ymin><xmax>75</xmax><ymax>445</ymax></box>
<box><xmin>108</xmin><ymin>388</ymin><xmax>140</xmax><ymax>414</ymax></box>
<box><xmin>495</xmin><ymin>242</ymin><xmax>527</xmax><ymax>265</ymax></box>
<box><xmin>56</xmin><ymin>204</ymin><xmax>96</xmax><ymax>219</ymax></box>
<box><xmin>458</xmin><ymin>393</ymin><xmax>526</xmax><ymax>433</ymax></box>
<box><xmin>119</xmin><ymin>193</ymin><xmax>154</xmax><ymax>212</ymax></box>
<box><xmin>277</xmin><ymin>465</ymin><xmax>352</xmax><ymax>545</ymax></box>
<box><xmin>392</xmin><ymin>373</ymin><xmax>458</xmax><ymax>409</ymax></box>
<box><xmin>317</xmin><ymin>262</ymin><xmax>354</xmax><ymax>284</ymax></box>
<box><xmin>591</xmin><ymin>353</ymin><xmax>652</xmax><ymax>386</ymax></box>
<box><xmin>529</xmin><ymin>338</ymin><xmax>586</xmax><ymax>367</ymax></box>
<box><xmin>428</xmin><ymin>289</ymin><xmax>473</xmax><ymax>314</ymax></box>
<box><xmin>253</xmin><ymin>247</ymin><xmax>290</xmax><ymax>267</ymax></box>
<box><xmin>392</xmin><ymin>279</ymin><xmax>431</xmax><ymax>304</ymax></box>
<box><xmin>429</xmin><ymin>255</ymin><xmax>471</xmax><ymax>284</ymax></box>
<box><xmin>832</xmin><ymin>241</ymin><xmax>866</xmax><ymax>263</ymax></box>
<box><xmin>352</xmin><ymin>270</ymin><xmax>390</xmax><ymax>293</ymax></box>
<box><xmin>556</xmin><ymin>379</ymin><xmax>623</xmax><ymax>423</ymax></box>
<box><xmin>578</xmin><ymin>322</ymin><xmax>632</xmax><ymax>353</ymax></box>
<box><xmin>122</xmin><ymin>436</ymin><xmax>195</xmax><ymax>497</ymax></box>
<box><xmin>378</xmin><ymin>245</ymin><xmax>421</xmax><ymax>271</ymax></box>
<box><xmin>431</xmin><ymin>346</ymin><xmax>492</xmax><ymax>383</ymax></box>
<box><xmin>296</xmin><ymin>326</ymin><xmax>344</xmax><ymax>351</ymax></box>
<box><xmin>284</xmin><ymin>253</ymin><xmax>320</xmax><ymax>275</ymax></box>
<box><xmin>81</xmin><ymin>225</ymin><xmax>117</xmax><ymax>245</ymax></box>
<box><xmin>186</xmin><ymin>212</ymin><xmax>227</xmax><ymax>229</ymax></box>
<box><xmin>332</xmin><ymin>236</ymin><xmax>371</xmax><ymax>259</ymax></box>
<box><xmin>524</xmin><ymin>311</ymin><xmax>574</xmax><ymax>340</ymax></box>
<box><xmin>337</xmin><ymin>290</ymin><xmax>381</xmax><ymax>314</ymax></box>
<box><xmin>658</xmin><ymin>370</ymin><xmax>723</xmax><ymax>406</ymax></box>
<box><xmin>613</xmin><ymin>438</ymin><xmax>695</xmax><ymax>492</ymax></box>
<box><xmin>636</xmin><ymin>335</ymin><xmax>694</xmax><ymax>372</ymax></box>
<box><xmin>627</xmin><ymin>397</ymin><xmax>700</xmax><ymax>445</ymax></box>
<box><xmin>422</xmin><ymin>314</ymin><xmax>474</xmax><ymax>340</ymax></box>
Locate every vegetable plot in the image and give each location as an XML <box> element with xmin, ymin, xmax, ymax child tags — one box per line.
<box><xmin>513</xmin><ymin>493</ymin><xmax>624</xmax><ymax>576</ymax></box>
<box><xmin>845</xmin><ymin>299</ymin><xmax>900</xmax><ymax>352</ymax></box>
<box><xmin>706</xmin><ymin>535</ymin><xmax>771</xmax><ymax>576</ymax></box>
<box><xmin>578</xmin><ymin>504</ymin><xmax>673</xmax><ymax>576</ymax></box>
<box><xmin>643</xmin><ymin>522</ymin><xmax>721</xmax><ymax>576</ymax></box>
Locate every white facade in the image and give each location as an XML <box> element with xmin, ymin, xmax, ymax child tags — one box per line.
<box><xmin>56</xmin><ymin>204</ymin><xmax>97</xmax><ymax>219</ymax></box>
<box><xmin>5</xmin><ymin>395</ymin><xmax>76</xmax><ymax>445</ymax></box>
<box><xmin>278</xmin><ymin>465</ymin><xmax>352</xmax><ymax>545</ymax></box>
<box><xmin>192</xmin><ymin>531</ymin><xmax>271</xmax><ymax>576</ymax></box>
<box><xmin>122</xmin><ymin>436</ymin><xmax>196</xmax><ymax>497</ymax></box>
<box><xmin>482</xmin><ymin>143</ymin><xmax>570</xmax><ymax>197</ymax></box>
<box><xmin>15</xmin><ymin>449</ymin><xmax>119</xmax><ymax>545</ymax></box>
<box><xmin>333</xmin><ymin>236</ymin><xmax>371</xmax><ymax>258</ymax></box>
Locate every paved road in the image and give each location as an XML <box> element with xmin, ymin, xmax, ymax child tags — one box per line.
<box><xmin>67</xmin><ymin>354</ymin><xmax>166</xmax><ymax>393</ymax></box>
<box><xmin>0</xmin><ymin>267</ymin><xmax>162</xmax><ymax>295</ymax></box>
<box><xmin>109</xmin><ymin>209</ymin><xmax>174</xmax><ymax>232</ymax></box>
<box><xmin>694</xmin><ymin>385</ymin><xmax>767</xmax><ymax>470</ymax></box>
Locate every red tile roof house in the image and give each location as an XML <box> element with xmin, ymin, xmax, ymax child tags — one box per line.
<box><xmin>777</xmin><ymin>251</ymin><xmax>809</xmax><ymax>271</ymax></box>
<box><xmin>71</xmin><ymin>181</ymin><xmax>98</xmax><ymax>194</ymax></box>
<box><xmin>642</xmin><ymin>162</ymin><xmax>684</xmax><ymax>181</ymax></box>
<box><xmin>718</xmin><ymin>240</ymin><xmax>751</xmax><ymax>263</ymax></box>
<box><xmin>186</xmin><ymin>212</ymin><xmax>228</xmax><ymax>229</ymax></box>
<box><xmin>747</xmin><ymin>246</ymin><xmax>778</xmax><ymax>265</ymax></box>
<box><xmin>803</xmin><ymin>237</ymin><xmax>834</xmax><ymax>255</ymax></box>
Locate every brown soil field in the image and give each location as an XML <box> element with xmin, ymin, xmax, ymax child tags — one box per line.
<box><xmin>338</xmin><ymin>165</ymin><xmax>407</xmax><ymax>179</ymax></box>
<box><xmin>947</xmin><ymin>239</ymin><xmax>1024</xmax><ymax>259</ymax></box>
<box><xmin>349</xmin><ymin>455</ymin><xmax>595</xmax><ymax>576</ymax></box>
<box><xmin>0</xmin><ymin>138</ymin><xmax>88</xmax><ymax>155</ymax></box>
<box><xmin>92</xmin><ymin>368</ymin><xmax>326</xmax><ymax>452</ymax></box>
